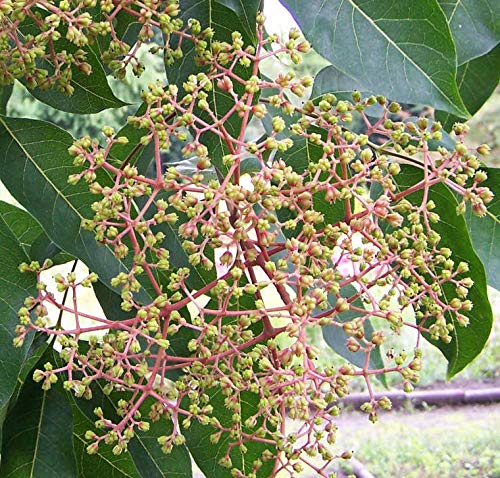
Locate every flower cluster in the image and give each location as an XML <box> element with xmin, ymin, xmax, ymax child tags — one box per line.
<box><xmin>12</xmin><ymin>7</ymin><xmax>493</xmax><ymax>478</ymax></box>
<box><xmin>0</xmin><ymin>0</ymin><xmax>186</xmax><ymax>91</ymax></box>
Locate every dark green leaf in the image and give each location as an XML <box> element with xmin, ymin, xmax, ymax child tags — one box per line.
<box><xmin>312</xmin><ymin>64</ymin><xmax>367</xmax><ymax>99</ymax></box>
<box><xmin>0</xmin><ymin>84</ymin><xmax>12</xmax><ymax>114</ymax></box>
<box><xmin>0</xmin><ymin>357</ymin><xmax>78</xmax><ymax>478</ymax></box>
<box><xmin>18</xmin><ymin>8</ymin><xmax>126</xmax><ymax>114</ymax></box>
<box><xmin>274</xmin><ymin>128</ymin><xmax>349</xmax><ymax>237</ymax></box>
<box><xmin>108</xmin><ymin>103</ymin><xmax>153</xmax><ymax>172</ymax></box>
<box><xmin>8</xmin><ymin>334</ymin><xmax>49</xmax><ymax>408</ymax></box>
<box><xmin>93</xmin><ymin>279</ymin><xmax>134</xmax><ymax>322</ymax></box>
<box><xmin>0</xmin><ymin>201</ymin><xmax>43</xmax><ymax>257</ymax></box>
<box><xmin>438</xmin><ymin>0</ymin><xmax>500</xmax><ymax>65</ymax></box>
<box><xmin>217</xmin><ymin>0</ymin><xmax>259</xmax><ymax>41</ymax></box>
<box><xmin>91</xmin><ymin>9</ymin><xmax>140</xmax><ymax>60</ymax></box>
<box><xmin>393</xmin><ymin>165</ymin><xmax>493</xmax><ymax>378</ymax></box>
<box><xmin>128</xmin><ymin>400</ymin><xmax>193</xmax><ymax>478</ymax></box>
<box><xmin>239</xmin><ymin>155</ymin><xmax>262</xmax><ymax>175</ymax></box>
<box><xmin>463</xmin><ymin>167</ymin><xmax>500</xmax><ymax>290</ymax></box>
<box><xmin>0</xmin><ymin>116</ymin><xmax>151</xmax><ymax>303</ymax></box>
<box><xmin>94</xmin><ymin>276</ymin><xmax>195</xmax><ymax>382</ymax></box>
<box><xmin>104</xmin><ymin>106</ymin><xmax>215</xmax><ymax>293</ymax></box>
<box><xmin>0</xmin><ymin>202</ymin><xmax>40</xmax><ymax>434</ymax></box>
<box><xmin>29</xmin><ymin>232</ymin><xmax>74</xmax><ymax>265</ymax></box>
<box><xmin>166</xmin><ymin>0</ymin><xmax>259</xmax><ymax>85</ymax></box>
<box><xmin>283</xmin><ymin>0</ymin><xmax>469</xmax><ymax>117</ymax></box>
<box><xmin>435</xmin><ymin>45</ymin><xmax>500</xmax><ymax>130</ymax></box>
<box><xmin>21</xmin><ymin>48</ymin><xmax>127</xmax><ymax>114</ymax></box>
<box><xmin>165</xmin><ymin>0</ymin><xmax>260</xmax><ymax>174</ymax></box>
<box><xmin>321</xmin><ymin>285</ymin><xmax>387</xmax><ymax>384</ymax></box>
<box><xmin>72</xmin><ymin>403</ymin><xmax>142</xmax><ymax>478</ymax></box>
<box><xmin>67</xmin><ymin>381</ymin><xmax>193</xmax><ymax>478</ymax></box>
<box><xmin>183</xmin><ymin>388</ymin><xmax>275</xmax><ymax>478</ymax></box>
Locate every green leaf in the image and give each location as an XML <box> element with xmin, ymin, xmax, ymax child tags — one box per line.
<box><xmin>463</xmin><ymin>167</ymin><xmax>500</xmax><ymax>290</ymax></box>
<box><xmin>166</xmin><ymin>0</ymin><xmax>260</xmax><ymax>85</ymax></box>
<box><xmin>108</xmin><ymin>103</ymin><xmax>152</xmax><ymax>172</ymax></box>
<box><xmin>21</xmin><ymin>46</ymin><xmax>127</xmax><ymax>114</ymax></box>
<box><xmin>104</xmin><ymin>106</ymin><xmax>215</xmax><ymax>293</ymax></box>
<box><xmin>71</xmin><ymin>401</ymin><xmax>142</xmax><ymax>478</ymax></box>
<box><xmin>67</xmin><ymin>382</ymin><xmax>193</xmax><ymax>478</ymax></box>
<box><xmin>29</xmin><ymin>232</ymin><xmax>74</xmax><ymax>265</ymax></box>
<box><xmin>438</xmin><ymin>0</ymin><xmax>500</xmax><ymax>65</ymax></box>
<box><xmin>8</xmin><ymin>334</ymin><xmax>49</xmax><ymax>409</ymax></box>
<box><xmin>0</xmin><ymin>202</ymin><xmax>40</xmax><ymax>434</ymax></box>
<box><xmin>272</xmin><ymin>125</ymin><xmax>349</xmax><ymax>237</ymax></box>
<box><xmin>18</xmin><ymin>8</ymin><xmax>127</xmax><ymax>114</ymax></box>
<box><xmin>0</xmin><ymin>116</ymin><xmax>150</xmax><ymax>303</ymax></box>
<box><xmin>127</xmin><ymin>401</ymin><xmax>193</xmax><ymax>478</ymax></box>
<box><xmin>216</xmin><ymin>0</ymin><xmax>260</xmax><ymax>41</ymax></box>
<box><xmin>0</xmin><ymin>357</ymin><xmax>78</xmax><ymax>478</ymax></box>
<box><xmin>183</xmin><ymin>388</ymin><xmax>275</xmax><ymax>478</ymax></box>
<box><xmin>312</xmin><ymin>65</ymin><xmax>367</xmax><ymax>99</ymax></box>
<box><xmin>0</xmin><ymin>201</ymin><xmax>44</xmax><ymax>257</ymax></box>
<box><xmin>321</xmin><ymin>285</ymin><xmax>386</xmax><ymax>380</ymax></box>
<box><xmin>283</xmin><ymin>0</ymin><xmax>469</xmax><ymax>117</ymax></box>
<box><xmin>91</xmin><ymin>9</ymin><xmax>140</xmax><ymax>60</ymax></box>
<box><xmin>393</xmin><ymin>165</ymin><xmax>493</xmax><ymax>378</ymax></box>
<box><xmin>0</xmin><ymin>84</ymin><xmax>12</xmax><ymax>115</ymax></box>
<box><xmin>165</xmin><ymin>0</ymin><xmax>260</xmax><ymax>174</ymax></box>
<box><xmin>435</xmin><ymin>45</ymin><xmax>500</xmax><ymax>130</ymax></box>
<box><xmin>262</xmin><ymin>120</ymin><xmax>387</xmax><ymax>379</ymax></box>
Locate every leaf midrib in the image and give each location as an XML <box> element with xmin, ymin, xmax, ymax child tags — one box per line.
<box><xmin>345</xmin><ymin>0</ymin><xmax>466</xmax><ymax>116</ymax></box>
<box><xmin>28</xmin><ymin>390</ymin><xmax>46</xmax><ymax>478</ymax></box>
<box><xmin>73</xmin><ymin>432</ymin><xmax>137</xmax><ymax>478</ymax></box>
<box><xmin>0</xmin><ymin>117</ymin><xmax>132</xmax><ymax>280</ymax></box>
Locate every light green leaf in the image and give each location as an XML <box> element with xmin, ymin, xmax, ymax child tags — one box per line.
<box><xmin>283</xmin><ymin>0</ymin><xmax>469</xmax><ymax>117</ymax></box>
<box><xmin>438</xmin><ymin>0</ymin><xmax>500</xmax><ymax>65</ymax></box>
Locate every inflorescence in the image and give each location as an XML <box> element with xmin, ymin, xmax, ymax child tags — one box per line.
<box><xmin>6</xmin><ymin>3</ymin><xmax>494</xmax><ymax>477</ymax></box>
